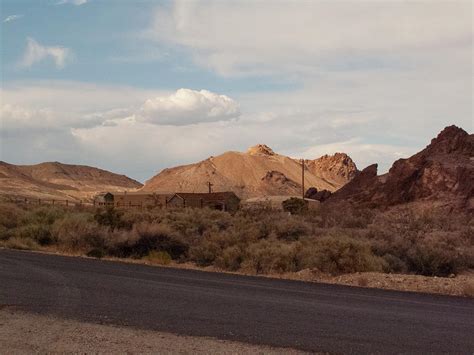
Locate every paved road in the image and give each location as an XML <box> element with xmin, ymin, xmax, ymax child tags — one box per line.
<box><xmin>1</xmin><ymin>249</ymin><xmax>473</xmax><ymax>354</ymax></box>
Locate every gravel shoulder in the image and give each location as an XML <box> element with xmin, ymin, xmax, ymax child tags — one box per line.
<box><xmin>0</xmin><ymin>308</ymin><xmax>306</xmax><ymax>354</ymax></box>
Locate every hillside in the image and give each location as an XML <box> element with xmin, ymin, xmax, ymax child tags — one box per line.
<box><xmin>142</xmin><ymin>144</ymin><xmax>358</xmax><ymax>198</ymax></box>
<box><xmin>327</xmin><ymin>125</ymin><xmax>474</xmax><ymax>211</ymax></box>
<box><xmin>0</xmin><ymin>161</ymin><xmax>142</xmax><ymax>201</ymax></box>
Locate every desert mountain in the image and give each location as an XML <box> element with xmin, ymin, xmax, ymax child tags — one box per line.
<box><xmin>0</xmin><ymin>161</ymin><xmax>142</xmax><ymax>201</ymax></box>
<box><xmin>142</xmin><ymin>144</ymin><xmax>358</xmax><ymax>199</ymax></box>
<box><xmin>328</xmin><ymin>125</ymin><xmax>474</xmax><ymax>211</ymax></box>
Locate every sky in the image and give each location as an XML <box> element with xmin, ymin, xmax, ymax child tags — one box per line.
<box><xmin>1</xmin><ymin>0</ymin><xmax>472</xmax><ymax>183</ymax></box>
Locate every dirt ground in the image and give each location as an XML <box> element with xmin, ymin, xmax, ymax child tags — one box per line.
<box><xmin>275</xmin><ymin>269</ymin><xmax>474</xmax><ymax>297</ymax></box>
<box><xmin>0</xmin><ymin>308</ymin><xmax>307</xmax><ymax>354</ymax></box>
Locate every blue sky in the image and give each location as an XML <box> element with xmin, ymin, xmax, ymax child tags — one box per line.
<box><xmin>1</xmin><ymin>0</ymin><xmax>472</xmax><ymax>182</ymax></box>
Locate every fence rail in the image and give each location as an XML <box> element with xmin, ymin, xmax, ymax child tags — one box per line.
<box><xmin>6</xmin><ymin>197</ymin><xmax>153</xmax><ymax>209</ymax></box>
<box><xmin>6</xmin><ymin>197</ymin><xmax>91</xmax><ymax>207</ymax></box>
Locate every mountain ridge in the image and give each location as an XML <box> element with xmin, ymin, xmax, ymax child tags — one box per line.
<box><xmin>0</xmin><ymin>161</ymin><xmax>142</xmax><ymax>201</ymax></box>
<box><xmin>141</xmin><ymin>145</ymin><xmax>358</xmax><ymax>199</ymax></box>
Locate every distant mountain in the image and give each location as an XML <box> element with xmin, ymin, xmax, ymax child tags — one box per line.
<box><xmin>328</xmin><ymin>125</ymin><xmax>474</xmax><ymax>212</ymax></box>
<box><xmin>0</xmin><ymin>161</ymin><xmax>142</xmax><ymax>201</ymax></box>
<box><xmin>141</xmin><ymin>144</ymin><xmax>358</xmax><ymax>199</ymax></box>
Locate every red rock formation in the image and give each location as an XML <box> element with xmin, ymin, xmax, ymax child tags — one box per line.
<box><xmin>328</xmin><ymin>125</ymin><xmax>474</xmax><ymax>211</ymax></box>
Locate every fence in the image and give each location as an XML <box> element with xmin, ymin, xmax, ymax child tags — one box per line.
<box><xmin>6</xmin><ymin>197</ymin><xmax>152</xmax><ymax>209</ymax></box>
<box><xmin>6</xmin><ymin>197</ymin><xmax>92</xmax><ymax>207</ymax></box>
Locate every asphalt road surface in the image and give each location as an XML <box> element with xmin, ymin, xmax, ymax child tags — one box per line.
<box><xmin>1</xmin><ymin>249</ymin><xmax>473</xmax><ymax>354</ymax></box>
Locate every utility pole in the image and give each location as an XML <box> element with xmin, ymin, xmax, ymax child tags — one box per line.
<box><xmin>301</xmin><ymin>159</ymin><xmax>305</xmax><ymax>199</ymax></box>
<box><xmin>208</xmin><ymin>181</ymin><xmax>213</xmax><ymax>194</ymax></box>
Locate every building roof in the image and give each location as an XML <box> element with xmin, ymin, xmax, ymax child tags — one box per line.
<box><xmin>172</xmin><ymin>192</ymin><xmax>240</xmax><ymax>201</ymax></box>
<box><xmin>112</xmin><ymin>191</ymin><xmax>172</xmax><ymax>197</ymax></box>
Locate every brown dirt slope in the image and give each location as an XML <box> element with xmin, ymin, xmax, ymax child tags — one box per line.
<box><xmin>0</xmin><ymin>161</ymin><xmax>142</xmax><ymax>201</ymax></box>
<box><xmin>328</xmin><ymin>125</ymin><xmax>474</xmax><ymax>211</ymax></box>
<box><xmin>142</xmin><ymin>144</ymin><xmax>358</xmax><ymax>198</ymax></box>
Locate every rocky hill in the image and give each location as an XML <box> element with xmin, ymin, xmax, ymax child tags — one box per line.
<box><xmin>327</xmin><ymin>125</ymin><xmax>474</xmax><ymax>211</ymax></box>
<box><xmin>0</xmin><ymin>161</ymin><xmax>142</xmax><ymax>201</ymax></box>
<box><xmin>141</xmin><ymin>144</ymin><xmax>358</xmax><ymax>199</ymax></box>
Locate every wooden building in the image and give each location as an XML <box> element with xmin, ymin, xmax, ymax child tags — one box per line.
<box><xmin>166</xmin><ymin>192</ymin><xmax>241</xmax><ymax>212</ymax></box>
<box><xmin>94</xmin><ymin>192</ymin><xmax>171</xmax><ymax>208</ymax></box>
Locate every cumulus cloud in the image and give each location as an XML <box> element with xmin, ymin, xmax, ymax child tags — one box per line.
<box><xmin>137</xmin><ymin>88</ymin><xmax>240</xmax><ymax>125</ymax></box>
<box><xmin>19</xmin><ymin>37</ymin><xmax>72</xmax><ymax>69</ymax></box>
<box><xmin>3</xmin><ymin>14</ymin><xmax>23</xmax><ymax>23</ymax></box>
<box><xmin>149</xmin><ymin>0</ymin><xmax>472</xmax><ymax>77</ymax></box>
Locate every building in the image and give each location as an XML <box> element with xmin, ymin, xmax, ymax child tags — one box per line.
<box><xmin>166</xmin><ymin>192</ymin><xmax>241</xmax><ymax>212</ymax></box>
<box><xmin>94</xmin><ymin>192</ymin><xmax>171</xmax><ymax>208</ymax></box>
<box><xmin>94</xmin><ymin>192</ymin><xmax>114</xmax><ymax>206</ymax></box>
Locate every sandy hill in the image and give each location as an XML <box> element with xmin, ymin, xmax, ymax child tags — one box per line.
<box><xmin>0</xmin><ymin>161</ymin><xmax>142</xmax><ymax>202</ymax></box>
<box><xmin>141</xmin><ymin>144</ymin><xmax>358</xmax><ymax>199</ymax></box>
<box><xmin>328</xmin><ymin>125</ymin><xmax>474</xmax><ymax>212</ymax></box>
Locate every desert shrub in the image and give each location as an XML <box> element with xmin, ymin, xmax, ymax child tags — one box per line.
<box><xmin>143</xmin><ymin>250</ymin><xmax>172</xmax><ymax>265</ymax></box>
<box><xmin>109</xmin><ymin>223</ymin><xmax>188</xmax><ymax>259</ymax></box>
<box><xmin>282</xmin><ymin>198</ymin><xmax>308</xmax><ymax>215</ymax></box>
<box><xmin>0</xmin><ymin>203</ymin><xmax>25</xmax><ymax>229</ymax></box>
<box><xmin>163</xmin><ymin>207</ymin><xmax>232</xmax><ymax>238</ymax></box>
<box><xmin>215</xmin><ymin>245</ymin><xmax>245</xmax><ymax>271</ymax></box>
<box><xmin>52</xmin><ymin>213</ymin><xmax>106</xmax><ymax>251</ymax></box>
<box><xmin>405</xmin><ymin>234</ymin><xmax>470</xmax><ymax>276</ymax></box>
<box><xmin>316</xmin><ymin>203</ymin><xmax>375</xmax><ymax>229</ymax></box>
<box><xmin>273</xmin><ymin>218</ymin><xmax>311</xmax><ymax>241</ymax></box>
<box><xmin>382</xmin><ymin>254</ymin><xmax>408</xmax><ymax>273</ymax></box>
<box><xmin>1</xmin><ymin>236</ymin><xmax>39</xmax><ymax>250</ymax></box>
<box><xmin>241</xmin><ymin>239</ymin><xmax>300</xmax><ymax>274</ymax></box>
<box><xmin>94</xmin><ymin>207</ymin><xmax>131</xmax><ymax>230</ymax></box>
<box><xmin>86</xmin><ymin>248</ymin><xmax>106</xmax><ymax>258</ymax></box>
<box><xmin>15</xmin><ymin>224</ymin><xmax>53</xmax><ymax>246</ymax></box>
<box><xmin>299</xmin><ymin>236</ymin><xmax>385</xmax><ymax>275</ymax></box>
<box><xmin>189</xmin><ymin>238</ymin><xmax>222</xmax><ymax>266</ymax></box>
<box><xmin>21</xmin><ymin>206</ymin><xmax>66</xmax><ymax>226</ymax></box>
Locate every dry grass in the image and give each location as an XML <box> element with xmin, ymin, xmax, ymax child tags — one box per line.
<box><xmin>0</xmin><ymin>202</ymin><xmax>472</xmax><ymax>282</ymax></box>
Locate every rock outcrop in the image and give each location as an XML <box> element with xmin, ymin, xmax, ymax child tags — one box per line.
<box><xmin>328</xmin><ymin>125</ymin><xmax>474</xmax><ymax>211</ymax></box>
<box><xmin>304</xmin><ymin>187</ymin><xmax>332</xmax><ymax>202</ymax></box>
<box><xmin>306</xmin><ymin>153</ymin><xmax>357</xmax><ymax>187</ymax></box>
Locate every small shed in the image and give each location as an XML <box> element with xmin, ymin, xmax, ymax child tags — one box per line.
<box><xmin>94</xmin><ymin>192</ymin><xmax>114</xmax><ymax>206</ymax></box>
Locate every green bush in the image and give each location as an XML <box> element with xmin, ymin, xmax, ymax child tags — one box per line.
<box><xmin>282</xmin><ymin>198</ymin><xmax>308</xmax><ymax>215</ymax></box>
<box><xmin>241</xmin><ymin>239</ymin><xmax>299</xmax><ymax>274</ymax></box>
<box><xmin>94</xmin><ymin>207</ymin><xmax>131</xmax><ymax>230</ymax></box>
<box><xmin>109</xmin><ymin>223</ymin><xmax>188</xmax><ymax>260</ymax></box>
<box><xmin>299</xmin><ymin>236</ymin><xmax>385</xmax><ymax>275</ymax></box>
<box><xmin>215</xmin><ymin>245</ymin><xmax>244</xmax><ymax>271</ymax></box>
<box><xmin>143</xmin><ymin>250</ymin><xmax>172</xmax><ymax>265</ymax></box>
<box><xmin>15</xmin><ymin>224</ymin><xmax>53</xmax><ymax>246</ymax></box>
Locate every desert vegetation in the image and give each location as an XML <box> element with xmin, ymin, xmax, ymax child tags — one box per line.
<box><xmin>1</xmin><ymin>200</ymin><xmax>472</xmax><ymax>279</ymax></box>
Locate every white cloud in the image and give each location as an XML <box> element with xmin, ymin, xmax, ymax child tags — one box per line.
<box><xmin>149</xmin><ymin>0</ymin><xmax>472</xmax><ymax>77</ymax></box>
<box><xmin>296</xmin><ymin>138</ymin><xmax>416</xmax><ymax>174</ymax></box>
<box><xmin>56</xmin><ymin>0</ymin><xmax>88</xmax><ymax>5</ymax></box>
<box><xmin>3</xmin><ymin>14</ymin><xmax>23</xmax><ymax>23</ymax></box>
<box><xmin>0</xmin><ymin>104</ymin><xmax>56</xmax><ymax>130</ymax></box>
<box><xmin>137</xmin><ymin>88</ymin><xmax>240</xmax><ymax>125</ymax></box>
<box><xmin>19</xmin><ymin>37</ymin><xmax>72</xmax><ymax>69</ymax></box>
